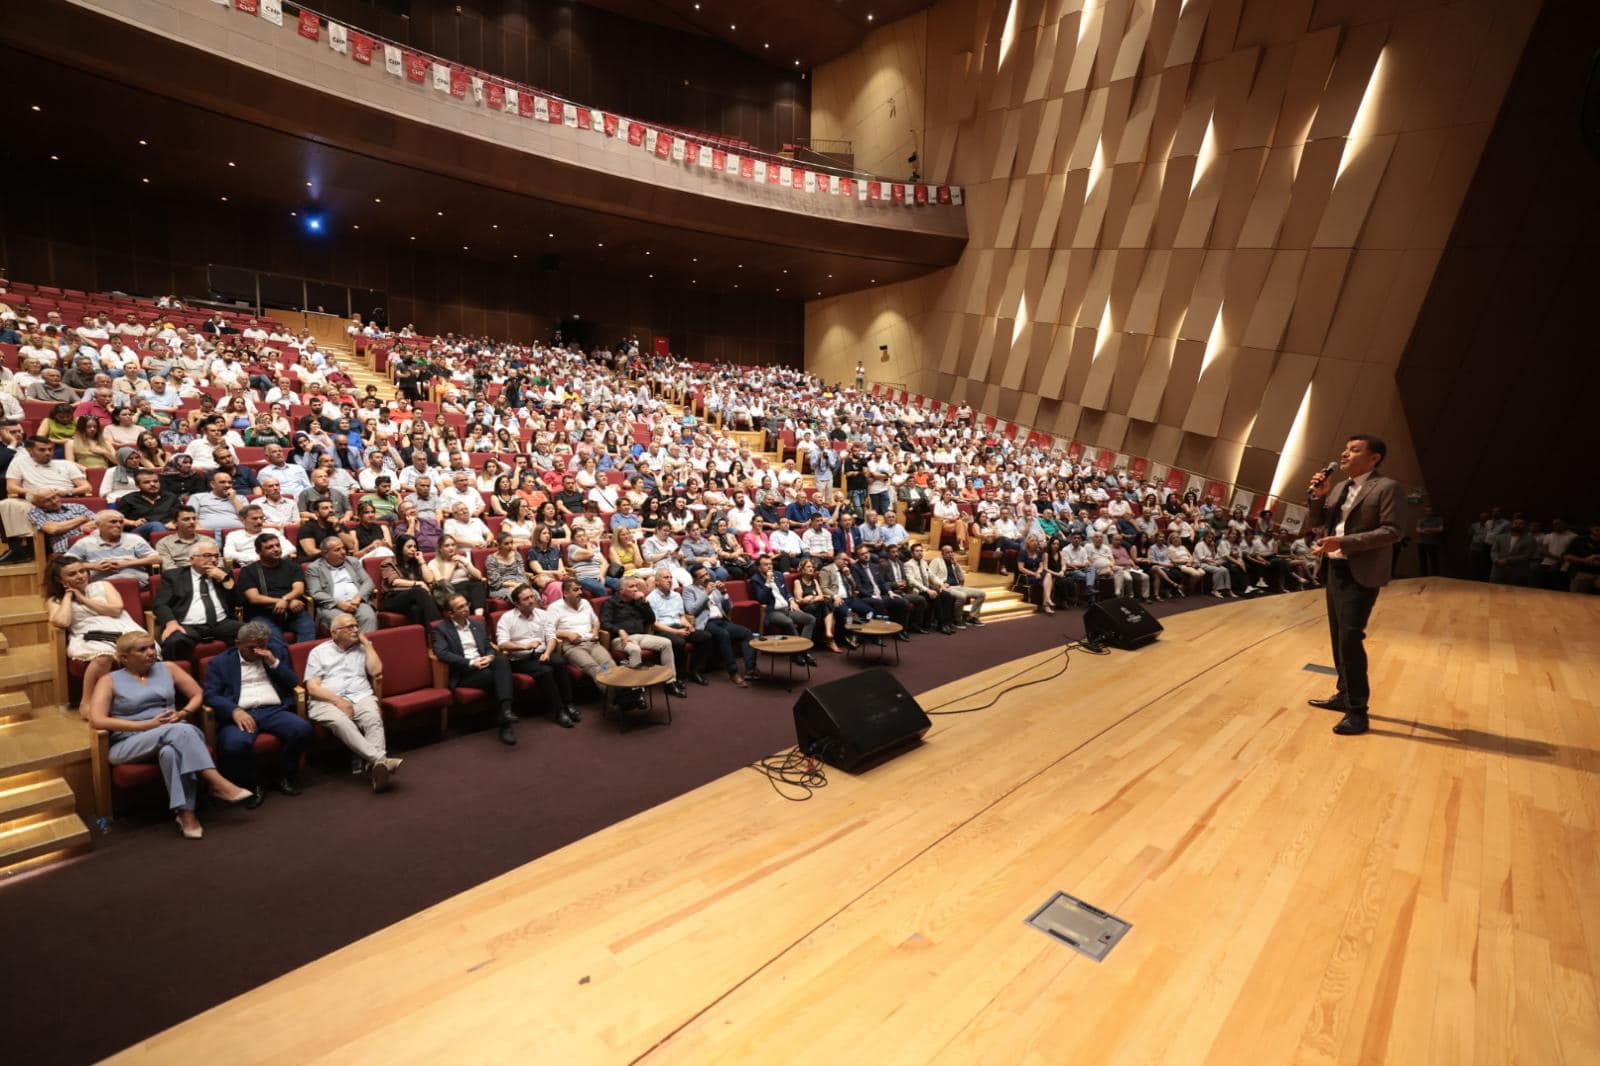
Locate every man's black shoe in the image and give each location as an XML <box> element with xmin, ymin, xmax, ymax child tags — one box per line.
<box><xmin>1332</xmin><ymin>713</ymin><xmax>1369</xmax><ymax>736</ymax></box>
<box><xmin>498</xmin><ymin>721</ymin><xmax>518</xmax><ymax>745</ymax></box>
<box><xmin>690</xmin><ymin>672</ymin><xmax>710</xmax><ymax>687</ymax></box>
<box><xmin>555</xmin><ymin>710</ymin><xmax>576</xmax><ymax>728</ymax></box>
<box><xmin>666</xmin><ymin>681</ymin><xmax>688</xmax><ymax>699</ymax></box>
<box><xmin>244</xmin><ymin>787</ymin><xmax>265</xmax><ymax>810</ymax></box>
<box><xmin>1307</xmin><ymin>696</ymin><xmax>1349</xmax><ymax>711</ymax></box>
<box><xmin>566</xmin><ymin>705</ymin><xmax>582</xmax><ymax>722</ymax></box>
<box><xmin>895</xmin><ymin>632</ymin><xmax>912</xmax><ymax>643</ymax></box>
<box><xmin>271</xmin><ymin>777</ymin><xmax>301</xmax><ymax>797</ymax></box>
<box><xmin>941</xmin><ymin>624</ymin><xmax>957</xmax><ymax>635</ymax></box>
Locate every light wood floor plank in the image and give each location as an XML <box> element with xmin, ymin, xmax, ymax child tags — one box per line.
<box><xmin>111</xmin><ymin>579</ymin><xmax>1600</xmax><ymax>1065</ymax></box>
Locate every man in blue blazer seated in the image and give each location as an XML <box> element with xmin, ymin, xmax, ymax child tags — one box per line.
<box><xmin>432</xmin><ymin>593</ymin><xmax>519</xmax><ymax>747</ymax></box>
<box><xmin>202</xmin><ymin>620</ymin><xmax>312</xmax><ymax>808</ymax></box>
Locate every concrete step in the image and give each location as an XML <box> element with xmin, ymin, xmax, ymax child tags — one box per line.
<box><xmin>0</xmin><ymin>812</ymin><xmax>90</xmax><ymax>875</ymax></box>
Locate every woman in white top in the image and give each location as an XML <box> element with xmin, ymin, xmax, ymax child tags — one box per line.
<box><xmin>1191</xmin><ymin>531</ymin><xmax>1233</xmax><ymax>597</ymax></box>
<box><xmin>46</xmin><ymin>558</ymin><xmax>148</xmax><ymax>713</ymax></box>
<box><xmin>422</xmin><ymin>534</ymin><xmax>488</xmax><ymax>615</ymax></box>
<box><xmin>1164</xmin><ymin>533</ymin><xmax>1206</xmax><ymax>595</ymax></box>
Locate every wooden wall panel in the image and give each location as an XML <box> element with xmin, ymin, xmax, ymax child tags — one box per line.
<box><xmin>807</xmin><ymin>0</ymin><xmax>1552</xmax><ymax>496</ymax></box>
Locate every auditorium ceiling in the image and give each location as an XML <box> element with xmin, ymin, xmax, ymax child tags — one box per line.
<box><xmin>0</xmin><ymin>41</ymin><xmax>954</xmax><ymax>303</ymax></box>
<box><xmin>579</xmin><ymin>0</ymin><xmax>936</xmax><ymax>69</ymax></box>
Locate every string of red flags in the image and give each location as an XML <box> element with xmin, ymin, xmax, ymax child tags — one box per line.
<box><xmin>214</xmin><ymin>1</ymin><xmax>962</xmax><ymax>209</ymax></box>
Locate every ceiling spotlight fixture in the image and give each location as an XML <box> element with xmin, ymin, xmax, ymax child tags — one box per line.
<box><xmin>867</xmin><ymin>13</ymin><xmax>874</xmax><ymax>21</ymax></box>
<box><xmin>353</xmin><ymin>224</ymin><xmax>360</xmax><ymax>230</ymax></box>
<box><xmin>730</xmin><ymin>23</ymin><xmax>736</xmax><ymax>30</ymax></box>
<box><xmin>827</xmin><ymin>274</ymin><xmax>833</xmax><ymax>278</ymax></box>
<box><xmin>49</xmin><ymin>154</ymin><xmax>58</xmax><ymax>161</ymax></box>
<box><xmin>547</xmin><ymin>232</ymin><xmax>554</xmax><ymax>238</ymax></box>
<box><xmin>437</xmin><ymin>210</ymin><xmax>444</xmax><ymax>216</ymax></box>
<box><xmin>764</xmin><ymin>43</ymin><xmax>769</xmax><ymax>49</ymax></box>
<box><xmin>290</xmin><ymin>211</ymin><xmax>297</xmax><ymax>217</ymax></box>
<box><xmin>138</xmin><ymin>139</ymin><xmax>148</xmax><ymax>146</ymax></box>
<box><xmin>305</xmin><ymin>181</ymin><xmax>312</xmax><ymax>187</ymax></box>
<box><xmin>409</xmin><ymin>236</ymin><xmax>416</xmax><ymax>240</ymax></box>
<box><xmin>30</xmin><ymin>105</ymin><xmax>41</xmax><ymax>112</ymax></box>
<box><xmin>597</xmin><ymin>242</ymin><xmax>604</xmax><ymax>247</ymax></box>
<box><xmin>794</xmin><ymin>59</ymin><xmax>801</xmax><ymax>66</ymax></box>
<box><xmin>648</xmin><ymin>273</ymin><xmax>654</xmax><ymax>279</ymax></box>
<box><xmin>782</xmin><ymin>269</ymin><xmax>788</xmax><ymax>274</ymax></box>
<box><xmin>644</xmin><ymin>251</ymin><xmax>651</xmax><ymax>256</ymax></box>
<box><xmin>693</xmin><ymin>2</ymin><xmax>699</xmax><ymax>8</ymax></box>
<box><xmin>227</xmin><ymin>161</ymin><xmax>236</xmax><ymax>167</ymax></box>
<box><xmin>463</xmin><ymin>245</ymin><xmax>469</xmax><ymax>250</ymax></box>
<box><xmin>733</xmin><ymin>284</ymin><xmax>739</xmax><ymax>289</ymax></box>
<box><xmin>513</xmin><ymin>254</ymin><xmax>519</xmax><ymax>259</ymax></box>
<box><xmin>692</xmin><ymin>257</ymin><xmax>698</xmax><ymax>263</ymax></box>
<box><xmin>141</xmin><ymin>177</ymin><xmax>150</xmax><ymax>184</ymax></box>
<box><xmin>374</xmin><ymin>197</ymin><xmax>382</xmax><ymax>203</ymax></box>
<box><xmin>492</xmin><ymin>223</ymin><xmax>498</xmax><ymax>229</ymax></box>
<box><xmin>220</xmin><ymin>196</ymin><xmax>228</xmax><ymax>202</ymax></box>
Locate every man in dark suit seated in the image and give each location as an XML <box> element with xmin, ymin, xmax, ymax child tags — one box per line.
<box><xmin>749</xmin><ymin>556</ymin><xmax>818</xmax><ymax>666</ymax></box>
<box><xmin>848</xmin><ymin>545</ymin><xmax>913</xmax><ymax>640</ymax></box>
<box><xmin>201</xmin><ymin>620</ymin><xmax>312</xmax><ymax>806</ymax></box>
<box><xmin>432</xmin><ymin>593</ymin><xmax>518</xmax><ymax>746</ymax></box>
<box><xmin>153</xmin><ymin>543</ymin><xmax>243</xmax><ymax>662</ymax></box>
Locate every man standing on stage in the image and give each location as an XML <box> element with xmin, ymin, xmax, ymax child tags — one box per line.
<box><xmin>1306</xmin><ymin>434</ymin><xmax>1404</xmax><ymax>736</ymax></box>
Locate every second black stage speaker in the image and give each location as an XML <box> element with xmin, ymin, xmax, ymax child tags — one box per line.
<box><xmin>793</xmin><ymin>668</ymin><xmax>930</xmax><ymax>772</ymax></box>
<box><xmin>1083</xmin><ymin>597</ymin><xmax>1163</xmax><ymax>650</ymax></box>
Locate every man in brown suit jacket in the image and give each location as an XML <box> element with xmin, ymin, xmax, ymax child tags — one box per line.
<box><xmin>1305</xmin><ymin>434</ymin><xmax>1405</xmax><ymax>735</ymax></box>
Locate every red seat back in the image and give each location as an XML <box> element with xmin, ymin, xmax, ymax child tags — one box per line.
<box><xmin>367</xmin><ymin>625</ymin><xmax>432</xmax><ymax>694</ymax></box>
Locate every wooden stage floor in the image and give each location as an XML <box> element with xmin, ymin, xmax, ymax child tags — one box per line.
<box><xmin>114</xmin><ymin>579</ymin><xmax>1600</xmax><ymax>1065</ymax></box>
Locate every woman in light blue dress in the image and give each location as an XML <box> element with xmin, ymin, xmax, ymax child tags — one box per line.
<box><xmin>86</xmin><ymin>633</ymin><xmax>252</xmax><ymax>839</ymax></box>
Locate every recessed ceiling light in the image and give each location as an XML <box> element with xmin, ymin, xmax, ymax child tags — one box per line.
<box><xmin>491</xmin><ymin>223</ymin><xmax>498</xmax><ymax>229</ymax></box>
<box><xmin>227</xmin><ymin>161</ymin><xmax>236</xmax><ymax>167</ymax></box>
<box><xmin>410</xmin><ymin>236</ymin><xmax>416</xmax><ymax>240</ymax></box>
<box><xmin>827</xmin><ymin>274</ymin><xmax>833</xmax><ymax>278</ymax></box>
<box><xmin>795</xmin><ymin>60</ymin><xmax>800</xmax><ymax>66</ymax></box>
<box><xmin>290</xmin><ymin>211</ymin><xmax>297</xmax><ymax>217</ymax></box>
<box><xmin>782</xmin><ymin>269</ymin><xmax>788</xmax><ymax>274</ymax></box>
<box><xmin>437</xmin><ymin>210</ymin><xmax>444</xmax><ymax>216</ymax></box>
<box><xmin>547</xmin><ymin>232</ymin><xmax>554</xmax><ymax>238</ymax></box>
<box><xmin>597</xmin><ymin>242</ymin><xmax>604</xmax><ymax>247</ymax></box>
<box><xmin>462</xmin><ymin>245</ymin><xmax>469</xmax><ymax>250</ymax></box>
<box><xmin>513</xmin><ymin>254</ymin><xmax>519</xmax><ymax>259</ymax></box>
<box><xmin>764</xmin><ymin>43</ymin><xmax>769</xmax><ymax>49</ymax></box>
<box><xmin>692</xmin><ymin>257</ymin><xmax>698</xmax><ymax>263</ymax></box>
<box><xmin>220</xmin><ymin>196</ymin><xmax>228</xmax><ymax>202</ymax></box>
<box><xmin>648</xmin><ymin>273</ymin><xmax>654</xmax><ymax>279</ymax></box>
<box><xmin>644</xmin><ymin>251</ymin><xmax>651</xmax><ymax>256</ymax></box>
<box><xmin>867</xmin><ymin>13</ymin><xmax>874</xmax><ymax>21</ymax></box>
<box><xmin>305</xmin><ymin>181</ymin><xmax>312</xmax><ymax>187</ymax></box>
<box><xmin>730</xmin><ymin>23</ymin><xmax>736</xmax><ymax>30</ymax></box>
<box><xmin>30</xmin><ymin>105</ymin><xmax>41</xmax><ymax>112</ymax></box>
<box><xmin>138</xmin><ymin>139</ymin><xmax>147</xmax><ymax>146</ymax></box>
<box><xmin>692</xmin><ymin>280</ymin><xmax>697</xmax><ymax>284</ymax></box>
<box><xmin>141</xmin><ymin>177</ymin><xmax>150</xmax><ymax>184</ymax></box>
<box><xmin>49</xmin><ymin>154</ymin><xmax>58</xmax><ymax>161</ymax></box>
<box><xmin>373</xmin><ymin>197</ymin><xmax>381</xmax><ymax>203</ymax></box>
<box><xmin>737</xmin><ymin>263</ymin><xmax>743</xmax><ymax>268</ymax></box>
<box><xmin>353</xmin><ymin>224</ymin><xmax>360</xmax><ymax>230</ymax></box>
<box><xmin>693</xmin><ymin>2</ymin><xmax>699</xmax><ymax>8</ymax></box>
<box><xmin>734</xmin><ymin>284</ymin><xmax>739</xmax><ymax>289</ymax></box>
<box><xmin>870</xmin><ymin>278</ymin><xmax>876</xmax><ymax>283</ymax></box>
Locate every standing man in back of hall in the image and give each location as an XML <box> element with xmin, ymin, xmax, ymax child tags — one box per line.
<box><xmin>1306</xmin><ymin>434</ymin><xmax>1404</xmax><ymax>737</ymax></box>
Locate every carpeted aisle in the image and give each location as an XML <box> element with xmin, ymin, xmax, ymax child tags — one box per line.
<box><xmin>0</xmin><ymin>593</ymin><xmax>1245</xmax><ymax>1064</ymax></box>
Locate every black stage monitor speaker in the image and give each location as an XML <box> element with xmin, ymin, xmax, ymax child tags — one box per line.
<box><xmin>1084</xmin><ymin>597</ymin><xmax>1164</xmax><ymax>650</ymax></box>
<box><xmin>794</xmin><ymin>668</ymin><xmax>930</xmax><ymax>773</ymax></box>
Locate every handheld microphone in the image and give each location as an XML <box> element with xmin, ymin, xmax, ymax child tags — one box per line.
<box><xmin>1307</xmin><ymin>461</ymin><xmax>1337</xmax><ymax>499</ymax></box>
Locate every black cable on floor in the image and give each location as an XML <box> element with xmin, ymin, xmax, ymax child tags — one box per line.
<box><xmin>750</xmin><ymin>746</ymin><xmax>828</xmax><ymax>801</ymax></box>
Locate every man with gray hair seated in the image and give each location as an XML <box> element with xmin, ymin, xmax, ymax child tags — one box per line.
<box><xmin>304</xmin><ymin>612</ymin><xmax>402</xmax><ymax>792</ymax></box>
<box><xmin>305</xmin><ymin>537</ymin><xmax>379</xmax><ymax>633</ymax></box>
<box><xmin>201</xmin><ymin>620</ymin><xmax>312</xmax><ymax>806</ymax></box>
